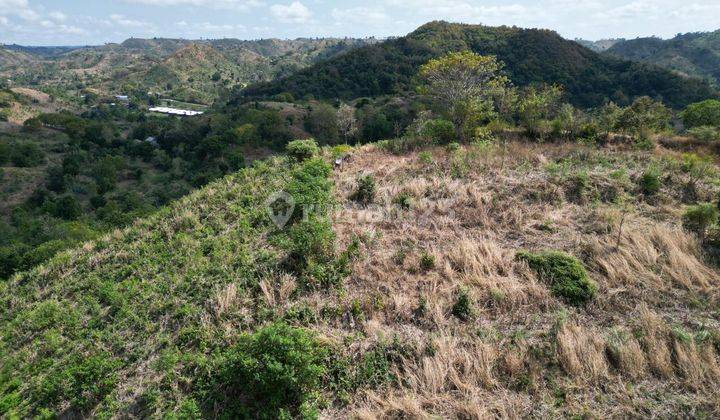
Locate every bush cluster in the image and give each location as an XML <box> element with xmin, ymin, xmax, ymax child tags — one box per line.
<box><xmin>351</xmin><ymin>174</ymin><xmax>376</xmax><ymax>204</ymax></box>
<box><xmin>206</xmin><ymin>323</ymin><xmax>328</xmax><ymax>419</ymax></box>
<box><xmin>516</xmin><ymin>250</ymin><xmax>597</xmax><ymax>306</ymax></box>
<box><xmin>451</xmin><ymin>287</ymin><xmax>473</xmax><ymax>321</ymax></box>
<box><xmin>286</xmin><ymin>139</ymin><xmax>320</xmax><ymax>162</ymax></box>
<box><xmin>683</xmin><ymin>203</ymin><xmax>719</xmax><ymax>239</ymax></box>
<box><xmin>638</xmin><ymin>166</ymin><xmax>662</xmax><ymax>196</ymax></box>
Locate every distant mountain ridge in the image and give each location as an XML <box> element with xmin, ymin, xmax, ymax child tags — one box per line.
<box><xmin>605</xmin><ymin>30</ymin><xmax>720</xmax><ymax>87</ymax></box>
<box><xmin>239</xmin><ymin>21</ymin><xmax>717</xmax><ymax>109</ymax></box>
<box><xmin>0</xmin><ymin>37</ymin><xmax>379</xmax><ymax>104</ymax></box>
<box><xmin>574</xmin><ymin>38</ymin><xmax>624</xmax><ymax>52</ymax></box>
<box><xmin>1</xmin><ymin>44</ymin><xmax>88</xmax><ymax>58</ymax></box>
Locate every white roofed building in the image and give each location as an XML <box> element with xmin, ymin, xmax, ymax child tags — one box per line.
<box><xmin>148</xmin><ymin>106</ymin><xmax>204</xmax><ymax>116</ymax></box>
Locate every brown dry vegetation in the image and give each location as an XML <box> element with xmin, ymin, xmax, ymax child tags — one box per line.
<box><xmin>303</xmin><ymin>138</ymin><xmax>720</xmax><ymax>418</ymax></box>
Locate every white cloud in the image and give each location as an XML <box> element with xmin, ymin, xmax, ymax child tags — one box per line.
<box><xmin>669</xmin><ymin>2</ymin><xmax>720</xmax><ymax>19</ymax></box>
<box><xmin>331</xmin><ymin>7</ymin><xmax>390</xmax><ymax>26</ymax></box>
<box><xmin>197</xmin><ymin>22</ymin><xmax>237</xmax><ymax>32</ymax></box>
<box><xmin>597</xmin><ymin>1</ymin><xmax>660</xmax><ymax>20</ymax></box>
<box><xmin>270</xmin><ymin>1</ymin><xmax>311</xmax><ymax>23</ymax></box>
<box><xmin>110</xmin><ymin>14</ymin><xmax>153</xmax><ymax>28</ymax></box>
<box><xmin>49</xmin><ymin>11</ymin><xmax>67</xmax><ymax>22</ymax></box>
<box><xmin>56</xmin><ymin>24</ymin><xmax>87</xmax><ymax>35</ymax></box>
<box><xmin>385</xmin><ymin>0</ymin><xmax>534</xmax><ymax>25</ymax></box>
<box><xmin>0</xmin><ymin>0</ymin><xmax>28</xmax><ymax>10</ymax></box>
<box><xmin>124</xmin><ymin>0</ymin><xmax>263</xmax><ymax>10</ymax></box>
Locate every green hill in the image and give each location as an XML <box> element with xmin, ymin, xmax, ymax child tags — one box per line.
<box><xmin>0</xmin><ymin>154</ymin><xmax>347</xmax><ymax>417</ymax></box>
<box><xmin>606</xmin><ymin>30</ymin><xmax>720</xmax><ymax>87</ymax></box>
<box><xmin>0</xmin><ymin>48</ymin><xmax>34</xmax><ymax>71</ymax></box>
<box><xmin>1</xmin><ymin>37</ymin><xmax>378</xmax><ymax>105</ymax></box>
<box><xmin>239</xmin><ymin>21</ymin><xmax>717</xmax><ymax>109</ymax></box>
<box><xmin>121</xmin><ymin>42</ymin><xmax>242</xmax><ymax>104</ymax></box>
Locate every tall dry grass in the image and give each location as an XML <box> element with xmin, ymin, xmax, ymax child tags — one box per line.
<box><xmin>323</xmin><ymin>141</ymin><xmax>720</xmax><ymax>417</ymax></box>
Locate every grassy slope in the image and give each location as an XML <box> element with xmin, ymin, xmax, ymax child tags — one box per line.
<box><xmin>0</xmin><ymin>157</ymin><xmax>293</xmax><ymax>417</ymax></box>
<box><xmin>3</xmin><ymin>137</ymin><xmax>720</xmax><ymax>417</ymax></box>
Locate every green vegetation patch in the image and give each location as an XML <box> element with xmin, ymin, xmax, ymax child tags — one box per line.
<box><xmin>286</xmin><ymin>138</ymin><xmax>320</xmax><ymax>162</ymax></box>
<box><xmin>681</xmin><ymin>99</ymin><xmax>720</xmax><ymax>128</ymax></box>
<box><xmin>516</xmin><ymin>250</ymin><xmax>597</xmax><ymax>306</ymax></box>
<box><xmin>199</xmin><ymin>322</ymin><xmax>328</xmax><ymax>419</ymax></box>
<box><xmin>0</xmin><ymin>154</ymin><xmax>353</xmax><ymax>417</ymax></box>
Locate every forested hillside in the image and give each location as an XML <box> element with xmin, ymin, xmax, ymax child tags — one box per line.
<box><xmin>606</xmin><ymin>30</ymin><xmax>720</xmax><ymax>87</ymax></box>
<box><xmin>239</xmin><ymin>21</ymin><xmax>717</xmax><ymax>109</ymax></box>
<box><xmin>0</xmin><ymin>37</ymin><xmax>377</xmax><ymax>105</ymax></box>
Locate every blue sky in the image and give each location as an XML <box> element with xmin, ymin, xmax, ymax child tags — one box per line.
<box><xmin>1</xmin><ymin>0</ymin><xmax>719</xmax><ymax>45</ymax></box>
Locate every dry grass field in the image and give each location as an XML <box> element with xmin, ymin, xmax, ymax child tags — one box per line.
<box><xmin>318</xmin><ymin>138</ymin><xmax>720</xmax><ymax>417</ymax></box>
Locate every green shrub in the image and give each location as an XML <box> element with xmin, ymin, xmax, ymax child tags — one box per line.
<box><xmin>208</xmin><ymin>323</ymin><xmax>328</xmax><ymax>419</ymax></box>
<box><xmin>473</xmin><ymin>126</ymin><xmax>497</xmax><ymax>145</ymax></box>
<box><xmin>392</xmin><ymin>192</ymin><xmax>412</xmax><ymax>210</ymax></box>
<box><xmin>21</xmin><ymin>239</ymin><xmax>74</xmax><ymax>269</ymax></box>
<box><xmin>681</xmin><ymin>99</ymin><xmax>720</xmax><ymax>128</ymax></box>
<box><xmin>516</xmin><ymin>250</ymin><xmax>597</xmax><ymax>306</ymax></box>
<box><xmin>566</xmin><ymin>171</ymin><xmax>590</xmax><ymax>203</ymax></box>
<box><xmin>351</xmin><ymin>174</ymin><xmax>376</xmax><ymax>204</ymax></box>
<box><xmin>286</xmin><ymin>157</ymin><xmax>332</xmax><ymax>222</ymax></box>
<box><xmin>422</xmin><ymin>119</ymin><xmax>455</xmax><ymax>144</ymax></box>
<box><xmin>633</xmin><ymin>134</ymin><xmax>655</xmax><ymax>151</ymax></box>
<box><xmin>52</xmin><ymin>195</ymin><xmax>83</xmax><ymax>220</ymax></box>
<box><xmin>418</xmin><ymin>151</ymin><xmax>433</xmax><ymax>165</ymax></box>
<box><xmin>451</xmin><ymin>288</ymin><xmax>473</xmax><ymax>321</ymax></box>
<box><xmin>285</xmin><ymin>216</ymin><xmax>336</xmax><ymax>279</ymax></box>
<box><xmin>326</xmin><ymin>338</ymin><xmax>409</xmax><ymax>401</ymax></box>
<box><xmin>682</xmin><ymin>203</ymin><xmax>718</xmax><ymax>239</ymax></box>
<box><xmin>0</xmin><ymin>243</ymin><xmax>30</xmax><ymax>280</ymax></box>
<box><xmin>281</xmin><ymin>157</ymin><xmax>354</xmax><ymax>289</ymax></box>
<box><xmin>65</xmin><ymin>353</ymin><xmax>122</xmax><ymax>413</ymax></box>
<box><xmin>687</xmin><ymin>126</ymin><xmax>720</xmax><ymax>142</ymax></box>
<box><xmin>419</xmin><ymin>252</ymin><xmax>435</xmax><ymax>271</ymax></box>
<box><xmin>10</xmin><ymin>142</ymin><xmax>45</xmax><ymax>167</ymax></box>
<box><xmin>286</xmin><ymin>139</ymin><xmax>319</xmax><ymax>161</ymax></box>
<box><xmin>617</xmin><ymin>96</ymin><xmax>671</xmax><ymax>134</ymax></box>
<box><xmin>445</xmin><ymin>142</ymin><xmax>460</xmax><ymax>152</ymax></box>
<box><xmin>638</xmin><ymin>166</ymin><xmax>662</xmax><ymax>196</ymax></box>
<box><xmin>331</xmin><ymin>144</ymin><xmax>353</xmax><ymax>158</ymax></box>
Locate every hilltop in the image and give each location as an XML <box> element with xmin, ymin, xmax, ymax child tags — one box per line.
<box><xmin>606</xmin><ymin>30</ymin><xmax>720</xmax><ymax>87</ymax></box>
<box><xmin>239</xmin><ymin>21</ymin><xmax>717</xmax><ymax>109</ymax></box>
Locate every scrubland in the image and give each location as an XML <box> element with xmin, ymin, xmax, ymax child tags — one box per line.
<box><xmin>2</xmin><ymin>135</ymin><xmax>720</xmax><ymax>418</ymax></box>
